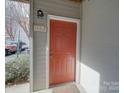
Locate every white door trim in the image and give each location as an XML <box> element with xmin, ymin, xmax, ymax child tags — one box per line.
<box><xmin>46</xmin><ymin>15</ymin><xmax>80</xmax><ymax>88</ymax></box>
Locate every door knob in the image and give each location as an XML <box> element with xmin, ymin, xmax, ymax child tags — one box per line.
<box><xmin>50</xmin><ymin>53</ymin><xmax>53</xmax><ymax>56</ymax></box>
<box><xmin>50</xmin><ymin>51</ymin><xmax>53</xmax><ymax>57</ymax></box>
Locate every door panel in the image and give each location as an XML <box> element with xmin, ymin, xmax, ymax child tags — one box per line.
<box><xmin>49</xmin><ymin>19</ymin><xmax>77</xmax><ymax>86</ymax></box>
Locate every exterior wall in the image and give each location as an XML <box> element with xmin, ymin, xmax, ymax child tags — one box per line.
<box><xmin>80</xmin><ymin>0</ymin><xmax>119</xmax><ymax>93</ymax></box>
<box><xmin>30</xmin><ymin>0</ymin><xmax>81</xmax><ymax>91</ymax></box>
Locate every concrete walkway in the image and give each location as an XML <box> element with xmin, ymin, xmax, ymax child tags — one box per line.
<box><xmin>6</xmin><ymin>83</ymin><xmax>87</xmax><ymax>93</ymax></box>
<box><xmin>6</xmin><ymin>83</ymin><xmax>29</xmax><ymax>93</ymax></box>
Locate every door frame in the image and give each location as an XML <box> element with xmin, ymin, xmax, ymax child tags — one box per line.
<box><xmin>46</xmin><ymin>15</ymin><xmax>80</xmax><ymax>88</ymax></box>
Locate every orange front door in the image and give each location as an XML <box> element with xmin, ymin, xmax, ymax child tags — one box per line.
<box><xmin>49</xmin><ymin>19</ymin><xmax>77</xmax><ymax>86</ymax></box>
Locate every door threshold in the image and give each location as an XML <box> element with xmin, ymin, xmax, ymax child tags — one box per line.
<box><xmin>49</xmin><ymin>81</ymin><xmax>75</xmax><ymax>88</ymax></box>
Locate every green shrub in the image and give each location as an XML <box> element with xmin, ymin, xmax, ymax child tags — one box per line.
<box><xmin>5</xmin><ymin>55</ymin><xmax>29</xmax><ymax>85</ymax></box>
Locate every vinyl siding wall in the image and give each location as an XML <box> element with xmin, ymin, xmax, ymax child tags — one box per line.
<box><xmin>30</xmin><ymin>0</ymin><xmax>81</xmax><ymax>91</ymax></box>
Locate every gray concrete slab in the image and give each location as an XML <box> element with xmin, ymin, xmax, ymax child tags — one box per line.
<box><xmin>6</xmin><ymin>83</ymin><xmax>87</xmax><ymax>93</ymax></box>
<box><xmin>6</xmin><ymin>83</ymin><xmax>29</xmax><ymax>93</ymax></box>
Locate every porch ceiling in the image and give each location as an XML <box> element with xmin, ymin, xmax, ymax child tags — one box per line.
<box><xmin>10</xmin><ymin>0</ymin><xmax>29</xmax><ymax>3</ymax></box>
<box><xmin>70</xmin><ymin>0</ymin><xmax>83</xmax><ymax>3</ymax></box>
<box><xmin>10</xmin><ymin>0</ymin><xmax>83</xmax><ymax>3</ymax></box>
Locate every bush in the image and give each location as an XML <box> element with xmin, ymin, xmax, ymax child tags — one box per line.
<box><xmin>5</xmin><ymin>55</ymin><xmax>29</xmax><ymax>85</ymax></box>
